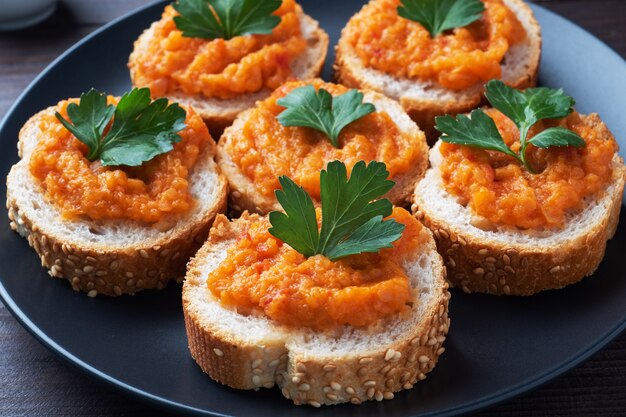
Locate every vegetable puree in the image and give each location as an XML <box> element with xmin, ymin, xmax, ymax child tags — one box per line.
<box><xmin>439</xmin><ymin>109</ymin><xmax>618</xmax><ymax>229</ymax></box>
<box><xmin>207</xmin><ymin>208</ymin><xmax>422</xmax><ymax>329</ymax></box>
<box><xmin>29</xmin><ymin>97</ymin><xmax>212</xmax><ymax>223</ymax></box>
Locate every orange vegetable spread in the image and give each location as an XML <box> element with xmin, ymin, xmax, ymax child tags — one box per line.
<box><xmin>343</xmin><ymin>0</ymin><xmax>526</xmax><ymax>91</ymax></box>
<box><xmin>439</xmin><ymin>109</ymin><xmax>618</xmax><ymax>229</ymax></box>
<box><xmin>29</xmin><ymin>97</ymin><xmax>212</xmax><ymax>224</ymax></box>
<box><xmin>207</xmin><ymin>208</ymin><xmax>422</xmax><ymax>329</ymax></box>
<box><xmin>223</xmin><ymin>80</ymin><xmax>423</xmax><ymax>199</ymax></box>
<box><xmin>130</xmin><ymin>0</ymin><xmax>306</xmax><ymax>100</ymax></box>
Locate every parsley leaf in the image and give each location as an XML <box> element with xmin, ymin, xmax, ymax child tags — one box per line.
<box><xmin>173</xmin><ymin>0</ymin><xmax>281</xmax><ymax>40</ymax></box>
<box><xmin>55</xmin><ymin>88</ymin><xmax>187</xmax><ymax>167</ymax></box>
<box><xmin>398</xmin><ymin>0</ymin><xmax>485</xmax><ymax>38</ymax></box>
<box><xmin>268</xmin><ymin>160</ymin><xmax>405</xmax><ymax>261</ymax></box>
<box><xmin>276</xmin><ymin>86</ymin><xmax>376</xmax><ymax>148</ymax></box>
<box><xmin>436</xmin><ymin>80</ymin><xmax>585</xmax><ymax>173</ymax></box>
<box><xmin>435</xmin><ymin>109</ymin><xmax>519</xmax><ymax>160</ymax></box>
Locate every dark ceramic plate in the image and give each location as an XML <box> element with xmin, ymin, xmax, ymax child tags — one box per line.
<box><xmin>1</xmin><ymin>1</ymin><xmax>625</xmax><ymax>416</ymax></box>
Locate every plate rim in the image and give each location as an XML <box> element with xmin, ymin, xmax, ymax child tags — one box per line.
<box><xmin>0</xmin><ymin>1</ymin><xmax>625</xmax><ymax>416</ymax></box>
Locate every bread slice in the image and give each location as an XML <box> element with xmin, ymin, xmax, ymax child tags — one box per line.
<box><xmin>412</xmin><ymin>129</ymin><xmax>626</xmax><ymax>296</ymax></box>
<box><xmin>129</xmin><ymin>7</ymin><xmax>329</xmax><ymax>134</ymax></box>
<box><xmin>183</xmin><ymin>212</ymin><xmax>450</xmax><ymax>406</ymax></box>
<box><xmin>335</xmin><ymin>0</ymin><xmax>542</xmax><ymax>140</ymax></box>
<box><xmin>217</xmin><ymin>86</ymin><xmax>429</xmax><ymax>215</ymax></box>
<box><xmin>5</xmin><ymin>106</ymin><xmax>228</xmax><ymax>296</ymax></box>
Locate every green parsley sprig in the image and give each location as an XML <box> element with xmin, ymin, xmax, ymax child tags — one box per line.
<box><xmin>173</xmin><ymin>0</ymin><xmax>281</xmax><ymax>40</ymax></box>
<box><xmin>268</xmin><ymin>160</ymin><xmax>405</xmax><ymax>261</ymax></box>
<box><xmin>55</xmin><ymin>88</ymin><xmax>186</xmax><ymax>167</ymax></box>
<box><xmin>397</xmin><ymin>0</ymin><xmax>485</xmax><ymax>38</ymax></box>
<box><xmin>276</xmin><ymin>85</ymin><xmax>377</xmax><ymax>148</ymax></box>
<box><xmin>435</xmin><ymin>80</ymin><xmax>585</xmax><ymax>173</ymax></box>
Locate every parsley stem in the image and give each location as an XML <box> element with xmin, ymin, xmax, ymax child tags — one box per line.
<box><xmin>518</xmin><ymin>124</ymin><xmax>537</xmax><ymax>174</ymax></box>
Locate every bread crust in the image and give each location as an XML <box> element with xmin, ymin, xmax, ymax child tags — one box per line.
<box><xmin>217</xmin><ymin>85</ymin><xmax>429</xmax><ymax>215</ymax></box>
<box><xmin>334</xmin><ymin>0</ymin><xmax>542</xmax><ymax>140</ymax></box>
<box><xmin>129</xmin><ymin>8</ymin><xmax>329</xmax><ymax>134</ymax></box>
<box><xmin>6</xmin><ymin>107</ymin><xmax>228</xmax><ymax>296</ymax></box>
<box><xmin>412</xmin><ymin>124</ymin><xmax>626</xmax><ymax>296</ymax></box>
<box><xmin>183</xmin><ymin>213</ymin><xmax>450</xmax><ymax>406</ymax></box>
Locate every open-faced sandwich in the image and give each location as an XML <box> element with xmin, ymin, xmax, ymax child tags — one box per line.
<box><xmin>129</xmin><ymin>0</ymin><xmax>329</xmax><ymax>133</ymax></box>
<box><xmin>413</xmin><ymin>80</ymin><xmax>625</xmax><ymax>295</ymax></box>
<box><xmin>335</xmin><ymin>0</ymin><xmax>541</xmax><ymax>139</ymax></box>
<box><xmin>6</xmin><ymin>88</ymin><xmax>227</xmax><ymax>296</ymax></box>
<box><xmin>183</xmin><ymin>160</ymin><xmax>449</xmax><ymax>406</ymax></box>
<box><xmin>217</xmin><ymin>79</ymin><xmax>429</xmax><ymax>214</ymax></box>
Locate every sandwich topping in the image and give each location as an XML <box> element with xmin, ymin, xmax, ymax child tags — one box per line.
<box><xmin>130</xmin><ymin>0</ymin><xmax>307</xmax><ymax>100</ymax></box>
<box><xmin>437</xmin><ymin>92</ymin><xmax>617</xmax><ymax>229</ymax></box>
<box><xmin>207</xmin><ymin>161</ymin><xmax>421</xmax><ymax>330</ymax></box>
<box><xmin>222</xmin><ymin>80</ymin><xmax>423</xmax><ymax>198</ymax></box>
<box><xmin>29</xmin><ymin>89</ymin><xmax>212</xmax><ymax>223</ymax></box>
<box><xmin>343</xmin><ymin>0</ymin><xmax>526</xmax><ymax>91</ymax></box>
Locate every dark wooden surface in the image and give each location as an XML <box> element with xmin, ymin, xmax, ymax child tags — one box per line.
<box><xmin>1</xmin><ymin>1</ymin><xmax>625</xmax><ymax>416</ymax></box>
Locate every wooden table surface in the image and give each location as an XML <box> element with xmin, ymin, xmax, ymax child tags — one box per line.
<box><xmin>1</xmin><ymin>1</ymin><xmax>625</xmax><ymax>416</ymax></box>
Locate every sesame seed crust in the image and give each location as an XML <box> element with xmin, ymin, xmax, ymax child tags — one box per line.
<box><xmin>413</xmin><ymin>139</ymin><xmax>625</xmax><ymax>296</ymax></box>
<box><xmin>6</xmin><ymin>108</ymin><xmax>229</xmax><ymax>296</ymax></box>
<box><xmin>183</xmin><ymin>213</ymin><xmax>450</xmax><ymax>406</ymax></box>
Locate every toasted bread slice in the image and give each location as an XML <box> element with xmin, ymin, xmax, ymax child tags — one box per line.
<box><xmin>217</xmin><ymin>86</ymin><xmax>429</xmax><ymax>215</ymax></box>
<box><xmin>6</xmin><ymin>107</ymin><xmax>228</xmax><ymax>296</ymax></box>
<box><xmin>183</xmin><ymin>213</ymin><xmax>450</xmax><ymax>406</ymax></box>
<box><xmin>335</xmin><ymin>0</ymin><xmax>541</xmax><ymax>140</ymax></box>
<box><xmin>412</xmin><ymin>127</ymin><xmax>626</xmax><ymax>296</ymax></box>
<box><xmin>129</xmin><ymin>7</ymin><xmax>329</xmax><ymax>133</ymax></box>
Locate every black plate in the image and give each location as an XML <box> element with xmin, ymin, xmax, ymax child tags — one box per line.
<box><xmin>1</xmin><ymin>1</ymin><xmax>625</xmax><ymax>416</ymax></box>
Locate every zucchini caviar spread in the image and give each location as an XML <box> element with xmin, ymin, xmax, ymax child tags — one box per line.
<box><xmin>130</xmin><ymin>0</ymin><xmax>306</xmax><ymax>99</ymax></box>
<box><xmin>343</xmin><ymin>0</ymin><xmax>526</xmax><ymax>90</ymax></box>
<box><xmin>29</xmin><ymin>97</ymin><xmax>211</xmax><ymax>223</ymax></box>
<box><xmin>223</xmin><ymin>80</ymin><xmax>423</xmax><ymax>198</ymax></box>
<box><xmin>207</xmin><ymin>208</ymin><xmax>421</xmax><ymax>330</ymax></box>
<box><xmin>439</xmin><ymin>110</ymin><xmax>618</xmax><ymax>229</ymax></box>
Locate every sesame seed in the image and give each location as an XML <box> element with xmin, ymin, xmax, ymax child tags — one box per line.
<box><xmin>439</xmin><ymin>230</ymin><xmax>449</xmax><ymax>239</ymax></box>
<box><xmin>345</xmin><ymin>386</ymin><xmax>355</xmax><ymax>395</ymax></box>
<box><xmin>366</xmin><ymin>388</ymin><xmax>375</xmax><ymax>398</ymax></box>
<box><xmin>291</xmin><ymin>376</ymin><xmax>300</xmax><ymax>384</ymax></box>
<box><xmin>322</xmin><ymin>386</ymin><xmax>331</xmax><ymax>393</ymax></box>
<box><xmin>550</xmin><ymin>265</ymin><xmax>561</xmax><ymax>274</ymax></box>
<box><xmin>403</xmin><ymin>382</ymin><xmax>413</xmax><ymax>390</ymax></box>
<box><xmin>139</xmin><ymin>249</ymin><xmax>149</xmax><ymax>259</ymax></box>
<box><xmin>113</xmin><ymin>286</ymin><xmax>122</xmax><ymax>296</ymax></box>
<box><xmin>330</xmin><ymin>381</ymin><xmax>341</xmax><ymax>391</ymax></box>
<box><xmin>385</xmin><ymin>378</ymin><xmax>394</xmax><ymax>388</ymax></box>
<box><xmin>232</xmin><ymin>191</ymin><xmax>242</xmax><ymax>198</ymax></box>
<box><xmin>298</xmin><ymin>383</ymin><xmax>310</xmax><ymax>392</ymax></box>
<box><xmin>251</xmin><ymin>359</ymin><xmax>263</xmax><ymax>368</ymax></box>
<box><xmin>363</xmin><ymin>380</ymin><xmax>376</xmax><ymax>387</ymax></box>
<box><xmin>478</xmin><ymin>249</ymin><xmax>488</xmax><ymax>256</ymax></box>
<box><xmin>418</xmin><ymin>355</ymin><xmax>429</xmax><ymax>364</ymax></box>
<box><xmin>159</xmin><ymin>249</ymin><xmax>170</xmax><ymax>258</ymax></box>
<box><xmin>418</xmin><ymin>373</ymin><xmax>427</xmax><ymax>381</ymax></box>
<box><xmin>384</xmin><ymin>349</ymin><xmax>396</xmax><ymax>361</ymax></box>
<box><xmin>87</xmin><ymin>290</ymin><xmax>98</xmax><ymax>298</ymax></box>
<box><xmin>503</xmin><ymin>285</ymin><xmax>511</xmax><ymax>295</ymax></box>
<box><xmin>95</xmin><ymin>270</ymin><xmax>107</xmax><ymax>277</ymax></box>
<box><xmin>268</xmin><ymin>359</ymin><xmax>279</xmax><ymax>368</ymax></box>
<box><xmin>489</xmin><ymin>283</ymin><xmax>498</xmax><ymax>293</ymax></box>
<box><xmin>383</xmin><ymin>391</ymin><xmax>394</xmax><ymax>400</ymax></box>
<box><xmin>213</xmin><ymin>348</ymin><xmax>224</xmax><ymax>357</ymax></box>
<box><xmin>504</xmin><ymin>266</ymin><xmax>515</xmax><ymax>274</ymax></box>
<box><xmin>83</xmin><ymin>265</ymin><xmax>95</xmax><ymax>273</ymax></box>
<box><xmin>72</xmin><ymin>277</ymin><xmax>80</xmax><ymax>285</ymax></box>
<box><xmin>473</xmin><ymin>267</ymin><xmax>485</xmax><ymax>276</ymax></box>
<box><xmin>326</xmin><ymin>393</ymin><xmax>338</xmax><ymax>401</ymax></box>
<box><xmin>448</xmin><ymin>258</ymin><xmax>456</xmax><ymax>268</ymax></box>
<box><xmin>296</xmin><ymin>363</ymin><xmax>307</xmax><ymax>373</ymax></box>
<box><xmin>437</xmin><ymin>347</ymin><xmax>446</xmax><ymax>355</ymax></box>
<box><xmin>125</xmin><ymin>271</ymin><xmax>134</xmax><ymax>278</ymax></box>
<box><xmin>359</xmin><ymin>357</ymin><xmax>373</xmax><ymax>365</ymax></box>
<box><xmin>252</xmin><ymin>368</ymin><xmax>263</xmax><ymax>375</ymax></box>
<box><xmin>350</xmin><ymin>397</ymin><xmax>361</xmax><ymax>405</ymax></box>
<box><xmin>126</xmin><ymin>279</ymin><xmax>135</xmax><ymax>287</ymax></box>
<box><xmin>375</xmin><ymin>390</ymin><xmax>384</xmax><ymax>402</ymax></box>
<box><xmin>281</xmin><ymin>387</ymin><xmax>290</xmax><ymax>399</ymax></box>
<box><xmin>252</xmin><ymin>375</ymin><xmax>261</xmax><ymax>386</ymax></box>
<box><xmin>308</xmin><ymin>401</ymin><xmax>321</xmax><ymax>408</ymax></box>
<box><xmin>262</xmin><ymin>382</ymin><xmax>273</xmax><ymax>389</ymax></box>
<box><xmin>86</xmin><ymin>256</ymin><xmax>97</xmax><ymax>264</ymax></box>
<box><xmin>357</xmin><ymin>367</ymin><xmax>367</xmax><ymax>377</ymax></box>
<box><xmin>323</xmin><ymin>364</ymin><xmax>336</xmax><ymax>372</ymax></box>
<box><xmin>96</xmin><ymin>278</ymin><xmax>105</xmax><ymax>287</ymax></box>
